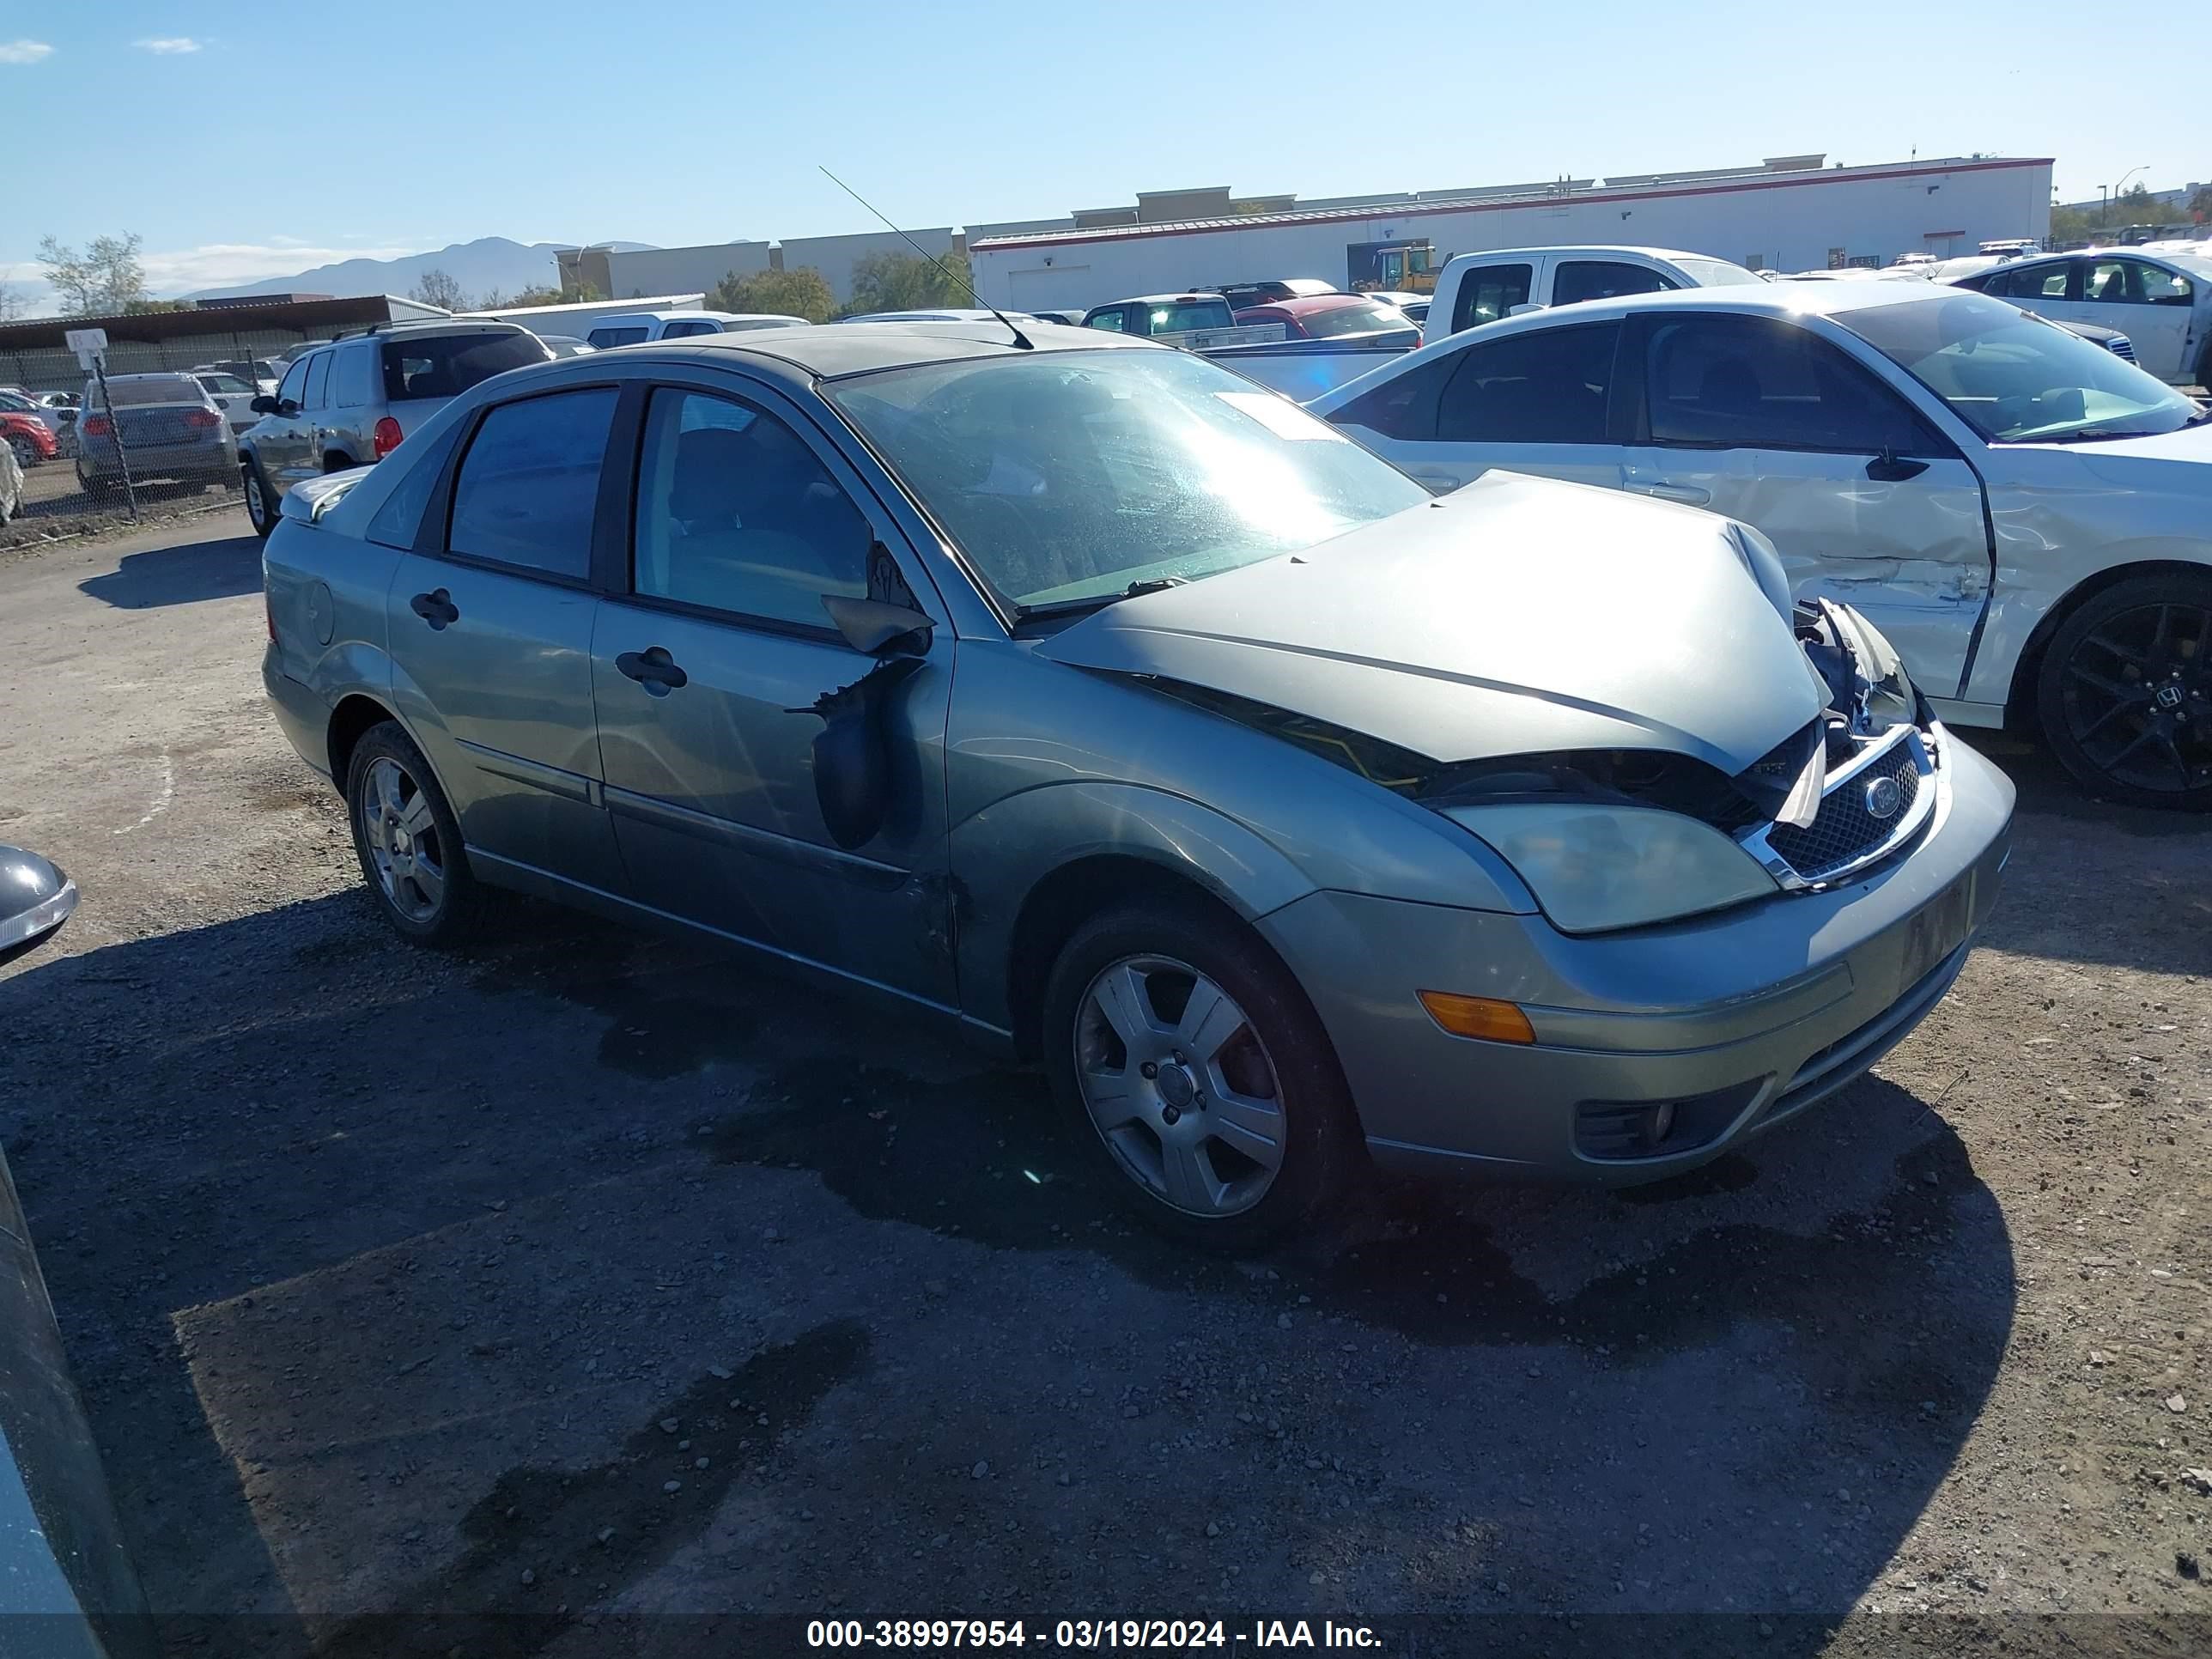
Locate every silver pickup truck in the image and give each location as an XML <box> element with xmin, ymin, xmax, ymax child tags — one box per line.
<box><xmin>1079</xmin><ymin>292</ymin><xmax>1285</xmax><ymax>350</ymax></box>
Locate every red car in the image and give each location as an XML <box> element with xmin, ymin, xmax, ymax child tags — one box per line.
<box><xmin>1</xmin><ymin>410</ymin><xmax>58</xmax><ymax>469</ymax></box>
<box><xmin>1230</xmin><ymin>293</ymin><xmax>1420</xmax><ymax>344</ymax></box>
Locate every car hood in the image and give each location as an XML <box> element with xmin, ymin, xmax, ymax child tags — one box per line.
<box><xmin>1035</xmin><ymin>471</ymin><xmax>1826</xmax><ymax>775</ymax></box>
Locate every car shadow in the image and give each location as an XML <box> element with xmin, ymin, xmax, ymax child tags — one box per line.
<box><xmin>76</xmin><ymin>532</ymin><xmax>262</xmax><ymax>611</ymax></box>
<box><xmin>0</xmin><ymin>888</ymin><xmax>2016</xmax><ymax>1655</ymax></box>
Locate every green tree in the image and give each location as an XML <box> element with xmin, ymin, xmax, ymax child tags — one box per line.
<box><xmin>713</xmin><ymin>265</ymin><xmax>836</xmax><ymax>323</ymax></box>
<box><xmin>37</xmin><ymin>233</ymin><xmax>149</xmax><ymax>315</ymax></box>
<box><xmin>841</xmin><ymin>250</ymin><xmax>972</xmax><ymax>316</ymax></box>
<box><xmin>410</xmin><ymin>267</ymin><xmax>469</xmax><ymax>311</ymax></box>
<box><xmin>2189</xmin><ymin>185</ymin><xmax>2212</xmax><ymax>223</ymax></box>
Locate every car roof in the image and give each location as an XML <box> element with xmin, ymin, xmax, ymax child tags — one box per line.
<box><xmin>599</xmin><ymin>319</ymin><xmax>1154</xmax><ymax>381</ymax></box>
<box><xmin>1441</xmin><ymin>245</ymin><xmax>1718</xmax><ymax>265</ymax></box>
<box><xmin>1114</xmin><ymin>293</ymin><xmax>1231</xmax><ymax>306</ymax></box>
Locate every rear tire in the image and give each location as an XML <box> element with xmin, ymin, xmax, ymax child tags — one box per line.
<box><xmin>242</xmin><ymin>457</ymin><xmax>277</xmax><ymax>537</ymax></box>
<box><xmin>344</xmin><ymin>722</ymin><xmax>485</xmax><ymax>945</ymax></box>
<box><xmin>8</xmin><ymin>434</ymin><xmax>38</xmax><ymax>470</ymax></box>
<box><xmin>1041</xmin><ymin>898</ymin><xmax>1360</xmax><ymax>1249</ymax></box>
<box><xmin>2036</xmin><ymin>571</ymin><xmax>2212</xmax><ymax>810</ymax></box>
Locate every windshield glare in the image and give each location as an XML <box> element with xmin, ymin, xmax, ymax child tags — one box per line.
<box><xmin>1838</xmin><ymin>292</ymin><xmax>2199</xmax><ymax>443</ymax></box>
<box><xmin>1299</xmin><ymin>301</ymin><xmax>1412</xmax><ymax>338</ymax></box>
<box><xmin>826</xmin><ymin>349</ymin><xmax>1429</xmax><ymax>610</ymax></box>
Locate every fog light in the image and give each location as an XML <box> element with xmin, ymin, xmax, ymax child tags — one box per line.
<box><xmin>1417</xmin><ymin>992</ymin><xmax>1534</xmax><ymax>1044</ymax></box>
<box><xmin>1644</xmin><ymin>1101</ymin><xmax>1677</xmax><ymax>1146</ymax></box>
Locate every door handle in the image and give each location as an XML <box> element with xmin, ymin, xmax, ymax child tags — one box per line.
<box><xmin>409</xmin><ymin>588</ymin><xmax>459</xmax><ymax>629</ymax></box>
<box><xmin>1865</xmin><ymin>454</ymin><xmax>1929</xmax><ymax>483</ymax></box>
<box><xmin>1626</xmin><ymin>480</ymin><xmax>1711</xmax><ymax>506</ymax></box>
<box><xmin>616</xmin><ymin>647</ymin><xmax>689</xmax><ymax>696</ymax></box>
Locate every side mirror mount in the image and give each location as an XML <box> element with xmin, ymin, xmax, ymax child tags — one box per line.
<box><xmin>249</xmin><ymin>395</ymin><xmax>280</xmax><ymax>415</ymax></box>
<box><xmin>822</xmin><ymin>595</ymin><xmax>933</xmax><ymax>658</ymax></box>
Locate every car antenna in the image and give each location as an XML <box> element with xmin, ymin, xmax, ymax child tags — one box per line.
<box><xmin>819</xmin><ymin>166</ymin><xmax>1034</xmax><ymax>350</ymax></box>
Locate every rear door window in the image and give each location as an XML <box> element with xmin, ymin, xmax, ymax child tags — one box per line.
<box><xmin>1552</xmin><ymin>262</ymin><xmax>1674</xmax><ymax>307</ymax></box>
<box><xmin>1436</xmin><ymin>322</ymin><xmax>1620</xmax><ymax>443</ymax></box>
<box><xmin>385</xmin><ymin>332</ymin><xmax>547</xmax><ymax>401</ymax></box>
<box><xmin>1644</xmin><ymin>313</ymin><xmax>1939</xmax><ymax>454</ymax></box>
<box><xmin>446</xmin><ymin>387</ymin><xmax>618</xmax><ymax>579</ymax></box>
<box><xmin>333</xmin><ymin>343</ymin><xmax>377</xmax><ymax>406</ymax></box>
<box><xmin>1449</xmin><ymin>263</ymin><xmax>1534</xmax><ymax>333</ymax></box>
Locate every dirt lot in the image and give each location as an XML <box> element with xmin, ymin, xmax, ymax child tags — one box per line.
<box><xmin>1</xmin><ymin>513</ymin><xmax>2207</xmax><ymax>1658</ymax></box>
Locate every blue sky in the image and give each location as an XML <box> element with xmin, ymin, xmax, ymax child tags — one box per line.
<box><xmin>3</xmin><ymin>2</ymin><xmax>2203</xmax><ymax>304</ymax></box>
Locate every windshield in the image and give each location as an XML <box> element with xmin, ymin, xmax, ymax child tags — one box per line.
<box><xmin>825</xmin><ymin>349</ymin><xmax>1429</xmax><ymax>611</ymax></box>
<box><xmin>1141</xmin><ymin>302</ymin><xmax>1232</xmax><ymax>335</ymax></box>
<box><xmin>1837</xmin><ymin>292</ymin><xmax>2202</xmax><ymax>443</ymax></box>
<box><xmin>1674</xmin><ymin>257</ymin><xmax>1765</xmax><ymax>288</ymax></box>
<box><xmin>100</xmin><ymin>377</ymin><xmax>204</xmax><ymax>407</ymax></box>
<box><xmin>1298</xmin><ymin>301</ymin><xmax>1412</xmax><ymax>338</ymax></box>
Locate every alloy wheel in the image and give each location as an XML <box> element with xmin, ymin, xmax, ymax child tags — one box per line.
<box><xmin>243</xmin><ymin>468</ymin><xmax>265</xmax><ymax>527</ymax></box>
<box><xmin>1073</xmin><ymin>955</ymin><xmax>1286</xmax><ymax>1217</ymax></box>
<box><xmin>2057</xmin><ymin>602</ymin><xmax>2212</xmax><ymax>794</ymax></box>
<box><xmin>360</xmin><ymin>757</ymin><xmax>447</xmax><ymax>922</ymax></box>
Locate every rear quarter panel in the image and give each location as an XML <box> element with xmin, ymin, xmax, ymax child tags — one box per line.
<box><xmin>263</xmin><ymin>518</ymin><xmax>400</xmax><ymax>740</ymax></box>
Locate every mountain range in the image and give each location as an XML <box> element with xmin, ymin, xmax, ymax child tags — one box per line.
<box><xmin>185</xmin><ymin>237</ymin><xmax>657</xmax><ymax>302</ymax></box>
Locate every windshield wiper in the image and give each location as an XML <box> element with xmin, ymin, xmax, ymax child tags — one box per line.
<box><xmin>1015</xmin><ymin>576</ymin><xmax>1190</xmax><ymax>622</ymax></box>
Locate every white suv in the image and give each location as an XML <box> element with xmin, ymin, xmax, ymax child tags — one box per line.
<box><xmin>581</xmin><ymin>310</ymin><xmax>808</xmax><ymax>349</ymax></box>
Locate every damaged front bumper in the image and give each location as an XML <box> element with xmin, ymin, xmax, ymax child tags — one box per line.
<box><xmin>1257</xmin><ymin>738</ymin><xmax>2014</xmax><ymax>1181</ymax></box>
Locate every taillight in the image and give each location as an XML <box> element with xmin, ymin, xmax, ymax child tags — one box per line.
<box><xmin>82</xmin><ymin>414</ymin><xmax>112</xmax><ymax>437</ymax></box>
<box><xmin>184</xmin><ymin>408</ymin><xmax>222</xmax><ymax>430</ymax></box>
<box><xmin>373</xmin><ymin>416</ymin><xmax>404</xmax><ymax>459</ymax></box>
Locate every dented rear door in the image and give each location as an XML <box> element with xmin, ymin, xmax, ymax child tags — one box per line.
<box><xmin>1620</xmin><ymin>311</ymin><xmax>1992</xmax><ymax>700</ymax></box>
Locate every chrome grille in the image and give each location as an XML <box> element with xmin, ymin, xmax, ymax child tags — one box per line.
<box><xmin>1767</xmin><ymin>748</ymin><xmax>1921</xmax><ymax>881</ymax></box>
<box><xmin>1741</xmin><ymin>726</ymin><xmax>1938</xmax><ymax>890</ymax></box>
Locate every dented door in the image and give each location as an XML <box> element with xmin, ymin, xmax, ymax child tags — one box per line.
<box><xmin>1620</xmin><ymin>446</ymin><xmax>1990</xmax><ymax>698</ymax></box>
<box><xmin>1624</xmin><ymin>311</ymin><xmax>1993</xmax><ymax>700</ymax></box>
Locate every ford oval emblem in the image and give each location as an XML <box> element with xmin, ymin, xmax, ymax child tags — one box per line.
<box><xmin>1863</xmin><ymin>775</ymin><xmax>1904</xmax><ymax>821</ymax></box>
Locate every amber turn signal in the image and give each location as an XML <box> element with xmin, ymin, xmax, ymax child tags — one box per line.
<box><xmin>1417</xmin><ymin>991</ymin><xmax>1536</xmax><ymax>1044</ymax></box>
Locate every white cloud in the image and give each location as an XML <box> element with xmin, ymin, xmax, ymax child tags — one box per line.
<box><xmin>135</xmin><ymin>37</ymin><xmax>203</xmax><ymax>54</ymax></box>
<box><xmin>0</xmin><ymin>40</ymin><xmax>55</xmax><ymax>64</ymax></box>
<box><xmin>138</xmin><ymin>240</ymin><xmax>424</xmax><ymax>294</ymax></box>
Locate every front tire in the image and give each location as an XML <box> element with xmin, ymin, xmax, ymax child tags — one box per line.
<box><xmin>2036</xmin><ymin>572</ymin><xmax>2212</xmax><ymax>809</ymax></box>
<box><xmin>8</xmin><ymin>435</ymin><xmax>37</xmax><ymax>470</ymax></box>
<box><xmin>1041</xmin><ymin>899</ymin><xmax>1359</xmax><ymax>1249</ymax></box>
<box><xmin>344</xmin><ymin>722</ymin><xmax>483</xmax><ymax>944</ymax></box>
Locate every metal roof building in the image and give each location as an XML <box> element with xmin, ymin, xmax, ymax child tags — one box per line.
<box><xmin>967</xmin><ymin>155</ymin><xmax>2055</xmax><ymax>315</ymax></box>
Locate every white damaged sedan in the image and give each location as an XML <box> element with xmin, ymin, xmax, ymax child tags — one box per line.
<box><xmin>1316</xmin><ymin>282</ymin><xmax>2212</xmax><ymax>806</ymax></box>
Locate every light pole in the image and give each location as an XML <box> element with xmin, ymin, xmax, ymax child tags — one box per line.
<box><xmin>2110</xmin><ymin>165</ymin><xmax>2150</xmax><ymax>226</ymax></box>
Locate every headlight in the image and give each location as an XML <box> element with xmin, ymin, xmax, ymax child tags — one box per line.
<box><xmin>1443</xmin><ymin>803</ymin><xmax>1778</xmax><ymax>934</ymax></box>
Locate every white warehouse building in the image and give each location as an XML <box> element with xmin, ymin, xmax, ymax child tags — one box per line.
<box><xmin>969</xmin><ymin>155</ymin><xmax>2054</xmax><ymax>315</ymax></box>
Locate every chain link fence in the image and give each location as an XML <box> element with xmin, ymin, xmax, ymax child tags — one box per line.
<box><xmin>3</xmin><ymin>322</ymin><xmax>360</xmax><ymax>534</ymax></box>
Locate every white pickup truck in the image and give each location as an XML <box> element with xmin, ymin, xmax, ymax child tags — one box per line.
<box><xmin>1203</xmin><ymin>246</ymin><xmax>1764</xmax><ymax>401</ymax></box>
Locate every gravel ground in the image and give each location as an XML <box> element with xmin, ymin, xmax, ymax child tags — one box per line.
<box><xmin>1</xmin><ymin>512</ymin><xmax>2207</xmax><ymax>1658</ymax></box>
